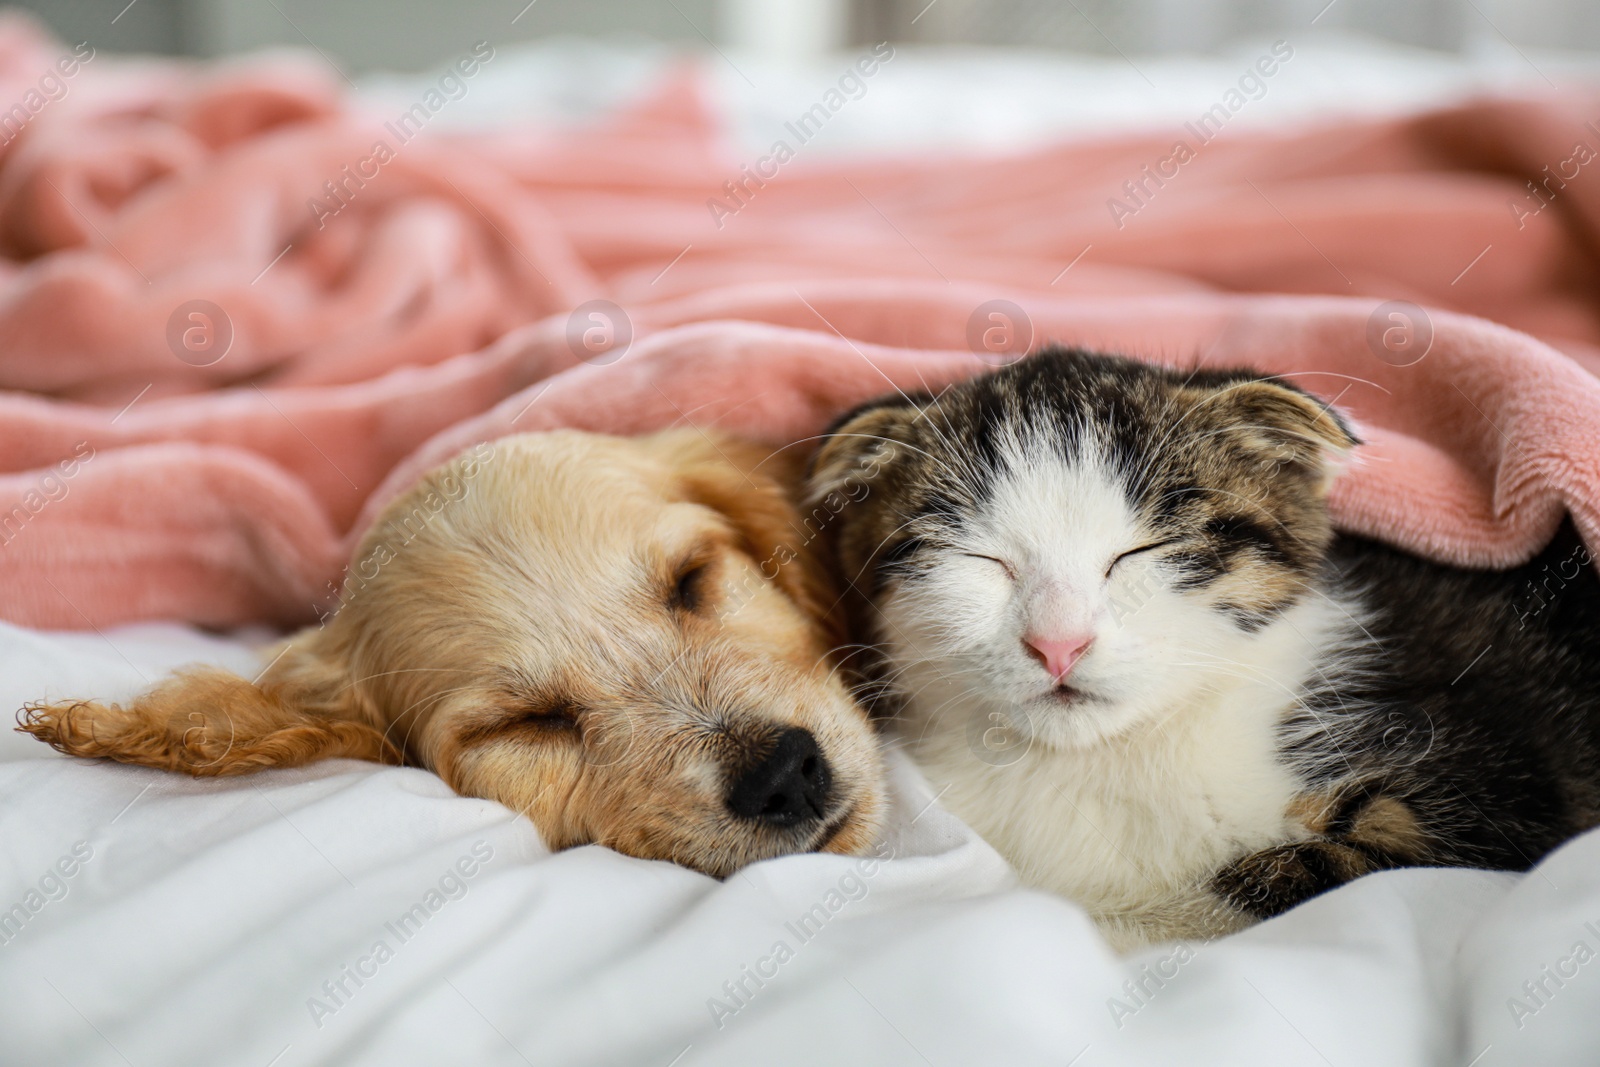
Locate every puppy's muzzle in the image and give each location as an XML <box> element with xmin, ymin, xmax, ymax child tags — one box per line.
<box><xmin>726</xmin><ymin>727</ymin><xmax>832</xmax><ymax>828</ymax></box>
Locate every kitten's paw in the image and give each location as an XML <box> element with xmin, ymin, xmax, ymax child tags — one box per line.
<box><xmin>1211</xmin><ymin>840</ymin><xmax>1374</xmax><ymax>920</ymax></box>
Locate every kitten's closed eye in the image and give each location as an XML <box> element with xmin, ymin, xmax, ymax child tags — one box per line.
<box><xmin>964</xmin><ymin>553</ymin><xmax>1017</xmax><ymax>581</ymax></box>
<box><xmin>1107</xmin><ymin>538</ymin><xmax>1179</xmax><ymax>577</ymax></box>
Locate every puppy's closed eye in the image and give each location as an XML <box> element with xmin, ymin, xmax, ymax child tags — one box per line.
<box><xmin>670</xmin><ymin>558</ymin><xmax>716</xmax><ymax>615</ymax></box>
<box><xmin>520</xmin><ymin>698</ymin><xmax>582</xmax><ymax>734</ymax></box>
<box><xmin>456</xmin><ymin>696</ymin><xmax>582</xmax><ymax>748</ymax></box>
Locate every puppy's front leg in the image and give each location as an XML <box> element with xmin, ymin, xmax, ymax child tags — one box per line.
<box><xmin>17</xmin><ymin>635</ymin><xmax>397</xmax><ymax>776</ymax></box>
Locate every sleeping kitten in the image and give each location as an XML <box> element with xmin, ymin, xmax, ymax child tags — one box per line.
<box><xmin>807</xmin><ymin>347</ymin><xmax>1600</xmax><ymax>948</ymax></box>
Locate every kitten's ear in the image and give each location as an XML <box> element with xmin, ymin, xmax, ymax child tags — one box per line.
<box><xmin>1209</xmin><ymin>379</ymin><xmax>1359</xmax><ymax>491</ymax></box>
<box><xmin>807</xmin><ymin>397</ymin><xmax>923</xmax><ymax>505</ymax></box>
<box><xmin>17</xmin><ymin>630</ymin><xmax>397</xmax><ymax>776</ymax></box>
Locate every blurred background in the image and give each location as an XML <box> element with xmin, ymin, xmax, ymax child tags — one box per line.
<box><xmin>10</xmin><ymin>0</ymin><xmax>1600</xmax><ymax>70</ymax></box>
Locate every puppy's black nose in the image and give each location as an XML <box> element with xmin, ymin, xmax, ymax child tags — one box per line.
<box><xmin>726</xmin><ymin>727</ymin><xmax>831</xmax><ymax>827</ymax></box>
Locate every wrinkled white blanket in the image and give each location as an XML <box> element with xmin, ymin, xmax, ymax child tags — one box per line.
<box><xmin>1</xmin><ymin>619</ymin><xmax>1597</xmax><ymax>1067</ymax></box>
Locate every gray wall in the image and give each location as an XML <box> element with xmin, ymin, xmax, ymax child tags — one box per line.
<box><xmin>862</xmin><ymin>0</ymin><xmax>1472</xmax><ymax>52</ymax></box>
<box><xmin>860</xmin><ymin>0</ymin><xmax>1600</xmax><ymax>52</ymax></box>
<box><xmin>10</xmin><ymin>0</ymin><xmax>1600</xmax><ymax>69</ymax></box>
<box><xmin>7</xmin><ymin>0</ymin><xmax>719</xmax><ymax>70</ymax></box>
<box><xmin>8</xmin><ymin>0</ymin><xmax>191</xmax><ymax>54</ymax></box>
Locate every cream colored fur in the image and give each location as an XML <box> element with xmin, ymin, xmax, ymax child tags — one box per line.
<box><xmin>22</xmin><ymin>429</ymin><xmax>886</xmax><ymax>878</ymax></box>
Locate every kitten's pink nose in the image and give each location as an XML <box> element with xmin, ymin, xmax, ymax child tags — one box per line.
<box><xmin>1025</xmin><ymin>633</ymin><xmax>1093</xmax><ymax>682</ymax></box>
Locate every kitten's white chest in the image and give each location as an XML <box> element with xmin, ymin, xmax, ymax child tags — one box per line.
<box><xmin>911</xmin><ymin>687</ymin><xmax>1300</xmax><ymax>913</ymax></box>
<box><xmin>895</xmin><ymin>596</ymin><xmax>1353</xmax><ymax>939</ymax></box>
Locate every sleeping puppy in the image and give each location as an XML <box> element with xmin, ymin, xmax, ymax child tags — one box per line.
<box><xmin>19</xmin><ymin>429</ymin><xmax>886</xmax><ymax>877</ymax></box>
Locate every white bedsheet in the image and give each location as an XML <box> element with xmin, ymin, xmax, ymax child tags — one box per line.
<box><xmin>8</xmin><ymin>36</ymin><xmax>1600</xmax><ymax>1067</ymax></box>
<box><xmin>2</xmin><ymin>620</ymin><xmax>1598</xmax><ymax>1066</ymax></box>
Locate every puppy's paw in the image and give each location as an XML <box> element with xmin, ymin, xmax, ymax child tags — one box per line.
<box><xmin>18</xmin><ymin>699</ymin><xmax>132</xmax><ymax>759</ymax></box>
<box><xmin>17</xmin><ymin>668</ymin><xmax>398</xmax><ymax>776</ymax></box>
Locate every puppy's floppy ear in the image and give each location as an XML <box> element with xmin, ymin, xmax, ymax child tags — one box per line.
<box><xmin>806</xmin><ymin>394</ymin><xmax>926</xmax><ymax>506</ymax></box>
<box><xmin>651</xmin><ymin>427</ymin><xmax>836</xmax><ymax>628</ymax></box>
<box><xmin>1202</xmin><ymin>378</ymin><xmax>1359</xmax><ymax>493</ymax></box>
<box><xmin>17</xmin><ymin>628</ymin><xmax>398</xmax><ymax>776</ymax></box>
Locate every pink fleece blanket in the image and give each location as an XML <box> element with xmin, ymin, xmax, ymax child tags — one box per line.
<box><xmin>3</xmin><ymin>16</ymin><xmax>1600</xmax><ymax>629</ymax></box>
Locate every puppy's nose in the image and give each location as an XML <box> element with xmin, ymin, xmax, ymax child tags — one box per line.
<box><xmin>1025</xmin><ymin>633</ymin><xmax>1093</xmax><ymax>683</ymax></box>
<box><xmin>726</xmin><ymin>727</ymin><xmax>832</xmax><ymax>827</ymax></box>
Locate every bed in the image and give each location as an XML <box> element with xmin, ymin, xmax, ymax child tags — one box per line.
<box><xmin>4</xmin><ymin>32</ymin><xmax>1600</xmax><ymax>1066</ymax></box>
